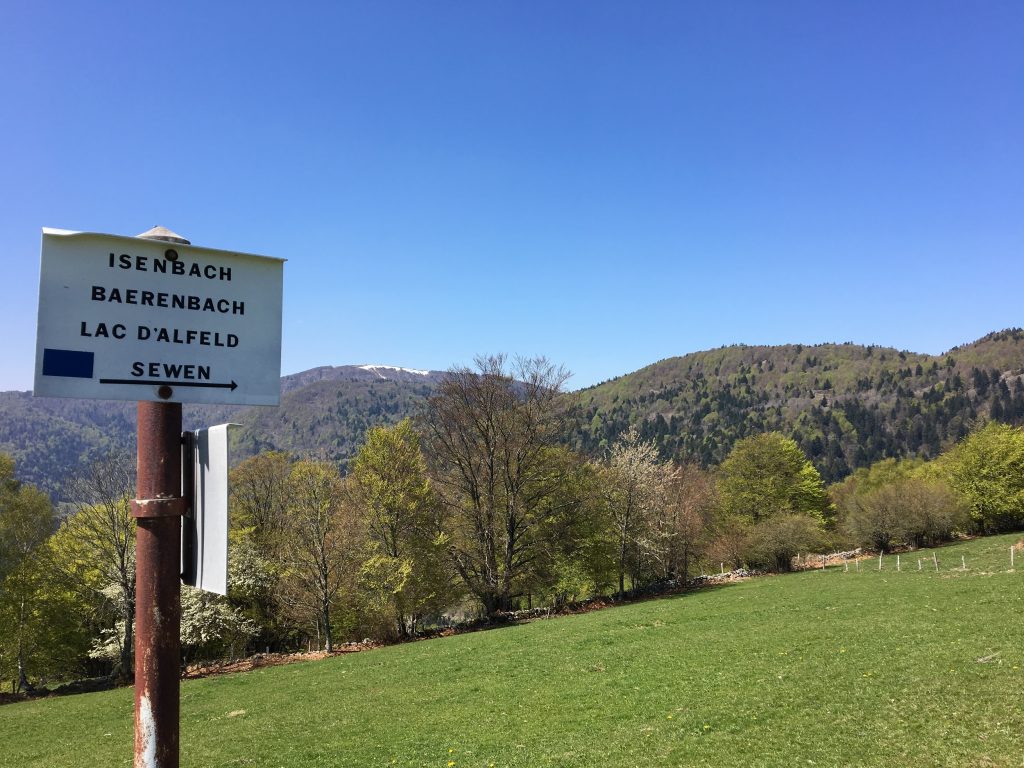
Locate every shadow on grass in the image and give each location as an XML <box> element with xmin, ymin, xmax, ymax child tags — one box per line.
<box><xmin>0</xmin><ymin>675</ymin><xmax>117</xmax><ymax>706</ymax></box>
<box><xmin>431</xmin><ymin>577</ymin><xmax>743</xmax><ymax>638</ymax></box>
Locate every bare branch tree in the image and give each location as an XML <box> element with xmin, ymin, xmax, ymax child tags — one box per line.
<box><xmin>230</xmin><ymin>450</ymin><xmax>292</xmax><ymax>550</ymax></box>
<box><xmin>280</xmin><ymin>460</ymin><xmax>360</xmax><ymax>652</ymax></box>
<box><xmin>422</xmin><ymin>355</ymin><xmax>571</xmax><ymax>616</ymax></box>
<box><xmin>648</xmin><ymin>463</ymin><xmax>716</xmax><ymax>582</ymax></box>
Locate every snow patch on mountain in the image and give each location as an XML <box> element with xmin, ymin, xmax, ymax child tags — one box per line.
<box><xmin>358</xmin><ymin>365</ymin><xmax>431</xmax><ymax>379</ymax></box>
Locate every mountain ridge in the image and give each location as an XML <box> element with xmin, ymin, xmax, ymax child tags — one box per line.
<box><xmin>567</xmin><ymin>329</ymin><xmax>1024</xmax><ymax>481</ymax></box>
<box><xmin>3</xmin><ymin>330</ymin><xmax>1023</xmax><ymax>498</ymax></box>
<box><xmin>280</xmin><ymin>364</ymin><xmax>447</xmax><ymax>394</ymax></box>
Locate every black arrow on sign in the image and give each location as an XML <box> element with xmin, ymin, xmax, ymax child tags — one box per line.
<box><xmin>99</xmin><ymin>378</ymin><xmax>238</xmax><ymax>391</ymax></box>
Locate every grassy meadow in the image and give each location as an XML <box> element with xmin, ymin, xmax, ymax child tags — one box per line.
<box><xmin>1</xmin><ymin>533</ymin><xmax>1021</xmax><ymax>767</ymax></box>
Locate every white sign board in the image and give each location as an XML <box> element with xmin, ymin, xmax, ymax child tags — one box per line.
<box><xmin>182</xmin><ymin>424</ymin><xmax>234</xmax><ymax>596</ymax></box>
<box><xmin>34</xmin><ymin>228</ymin><xmax>284</xmax><ymax>405</ymax></box>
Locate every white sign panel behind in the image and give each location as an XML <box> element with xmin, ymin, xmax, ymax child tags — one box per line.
<box><xmin>182</xmin><ymin>424</ymin><xmax>233</xmax><ymax>596</ymax></box>
<box><xmin>34</xmin><ymin>228</ymin><xmax>284</xmax><ymax>406</ymax></box>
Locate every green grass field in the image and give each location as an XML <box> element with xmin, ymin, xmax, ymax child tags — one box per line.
<box><xmin>2</xmin><ymin>534</ymin><xmax>1021</xmax><ymax>767</ymax></box>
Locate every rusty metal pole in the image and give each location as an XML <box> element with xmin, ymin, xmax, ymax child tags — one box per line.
<box><xmin>133</xmin><ymin>401</ymin><xmax>183</xmax><ymax>767</ymax></box>
<box><xmin>132</xmin><ymin>226</ymin><xmax>190</xmax><ymax>768</ymax></box>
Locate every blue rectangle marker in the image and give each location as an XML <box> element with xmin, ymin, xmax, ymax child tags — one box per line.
<box><xmin>42</xmin><ymin>349</ymin><xmax>94</xmax><ymax>378</ymax></box>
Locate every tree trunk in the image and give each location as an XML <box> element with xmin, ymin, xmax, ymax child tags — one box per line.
<box><xmin>632</xmin><ymin>541</ymin><xmax>643</xmax><ymax>590</ymax></box>
<box><xmin>499</xmin><ymin>584</ymin><xmax>511</xmax><ymax>611</ymax></box>
<box><xmin>16</xmin><ymin>615</ymin><xmax>33</xmax><ymax>694</ymax></box>
<box><xmin>118</xmin><ymin>596</ymin><xmax>135</xmax><ymax>683</ymax></box>
<box><xmin>395</xmin><ymin>592</ymin><xmax>408</xmax><ymax>639</ymax></box>
<box><xmin>17</xmin><ymin>655</ymin><xmax>33</xmax><ymax>694</ymax></box>
<box><xmin>481</xmin><ymin>592</ymin><xmax>501</xmax><ymax>618</ymax></box>
<box><xmin>322</xmin><ymin>601</ymin><xmax>333</xmax><ymax>653</ymax></box>
<box><xmin>618</xmin><ymin>536</ymin><xmax>627</xmax><ymax>598</ymax></box>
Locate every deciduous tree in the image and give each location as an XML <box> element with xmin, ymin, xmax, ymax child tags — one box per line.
<box><xmin>351</xmin><ymin>419</ymin><xmax>450</xmax><ymax>637</ymax></box>
<box><xmin>0</xmin><ymin>455</ymin><xmax>75</xmax><ymax>691</ymax></box>
<box><xmin>422</xmin><ymin>355</ymin><xmax>570</xmax><ymax>616</ymax></box>
<box><xmin>942</xmin><ymin>422</ymin><xmax>1024</xmax><ymax>533</ymax></box>
<box><xmin>229</xmin><ymin>450</ymin><xmax>292</xmax><ymax>549</ymax></box>
<box><xmin>651</xmin><ymin>463</ymin><xmax>716</xmax><ymax>582</ymax></box>
<box><xmin>605</xmin><ymin>427</ymin><xmax>664</xmax><ymax>596</ymax></box>
<box><xmin>0</xmin><ymin>454</ymin><xmax>53</xmax><ymax>585</ymax></box>
<box><xmin>525</xmin><ymin>447</ymin><xmax>614</xmax><ymax>606</ymax></box>
<box><xmin>53</xmin><ymin>450</ymin><xmax>136</xmax><ymax>682</ymax></box>
<box><xmin>0</xmin><ymin>548</ymin><xmax>86</xmax><ymax>692</ymax></box>
<box><xmin>837</xmin><ymin>455</ymin><xmax>968</xmax><ymax>552</ymax></box>
<box><xmin>280</xmin><ymin>460</ymin><xmax>359</xmax><ymax>652</ymax></box>
<box><xmin>717</xmin><ymin>434</ymin><xmax>829</xmax><ymax>571</ymax></box>
<box><xmin>718</xmin><ymin>433</ymin><xmax>830</xmax><ymax>524</ymax></box>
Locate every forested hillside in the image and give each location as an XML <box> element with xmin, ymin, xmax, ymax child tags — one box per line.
<box><xmin>233</xmin><ymin>372</ymin><xmax>441</xmax><ymax>462</ymax></box>
<box><xmin>568</xmin><ymin>329</ymin><xmax>1024</xmax><ymax>482</ymax></box>
<box><xmin>0</xmin><ymin>366</ymin><xmax>444</xmax><ymax>499</ymax></box>
<box><xmin>3</xmin><ymin>332</ymin><xmax>1024</xmax><ymax>497</ymax></box>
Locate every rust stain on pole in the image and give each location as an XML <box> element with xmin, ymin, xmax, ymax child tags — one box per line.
<box><xmin>134</xmin><ymin>400</ymin><xmax>182</xmax><ymax>768</ymax></box>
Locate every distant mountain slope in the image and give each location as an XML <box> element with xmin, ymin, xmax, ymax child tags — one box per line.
<box><xmin>0</xmin><ymin>365</ymin><xmax>445</xmax><ymax>499</ymax></box>
<box><xmin>566</xmin><ymin>329</ymin><xmax>1024</xmax><ymax>482</ymax></box>
<box><xmin>5</xmin><ymin>332</ymin><xmax>1024</xmax><ymax>498</ymax></box>
<box><xmin>233</xmin><ymin>368</ymin><xmax>444</xmax><ymax>463</ymax></box>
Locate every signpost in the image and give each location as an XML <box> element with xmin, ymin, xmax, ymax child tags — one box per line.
<box><xmin>35</xmin><ymin>227</ymin><xmax>283</xmax><ymax>406</ymax></box>
<box><xmin>34</xmin><ymin>226</ymin><xmax>283</xmax><ymax>768</ymax></box>
<box><xmin>134</xmin><ymin>393</ymin><xmax>185</xmax><ymax>768</ymax></box>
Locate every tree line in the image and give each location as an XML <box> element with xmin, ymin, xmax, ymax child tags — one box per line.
<box><xmin>3</xmin><ymin>356</ymin><xmax>1023</xmax><ymax>692</ymax></box>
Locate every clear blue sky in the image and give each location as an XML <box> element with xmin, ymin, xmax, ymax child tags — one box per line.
<box><xmin>2</xmin><ymin>1</ymin><xmax>1021</xmax><ymax>392</ymax></box>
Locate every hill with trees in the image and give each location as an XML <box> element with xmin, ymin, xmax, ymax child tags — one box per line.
<box><xmin>0</xmin><ymin>366</ymin><xmax>446</xmax><ymax>499</ymax></box>
<box><xmin>567</xmin><ymin>329</ymin><xmax>1024</xmax><ymax>482</ymax></box>
<box><xmin>3</xmin><ymin>331</ymin><xmax>1024</xmax><ymax>497</ymax></box>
